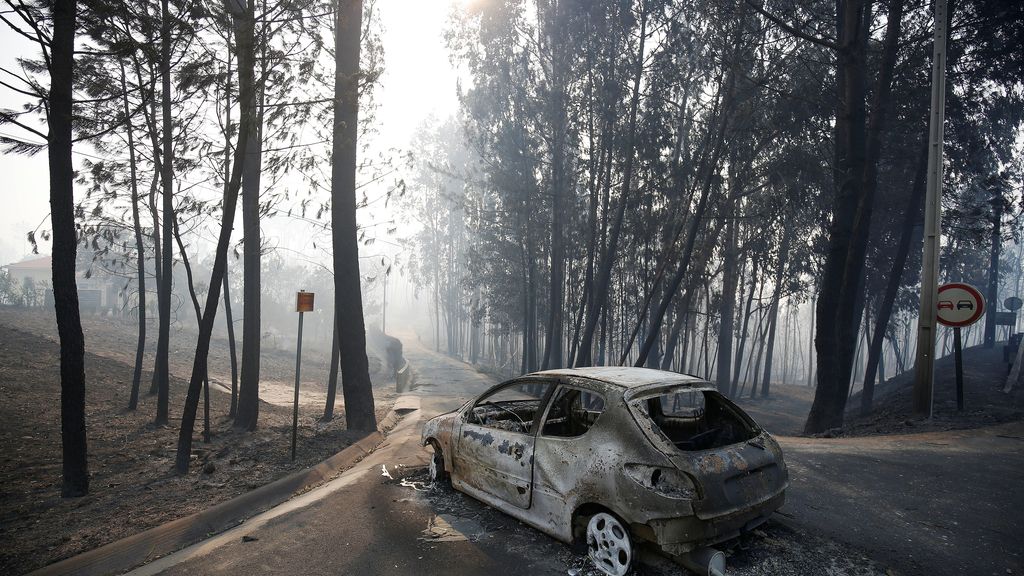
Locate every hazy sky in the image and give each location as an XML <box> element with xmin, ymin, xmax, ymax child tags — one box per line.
<box><xmin>0</xmin><ymin>0</ymin><xmax>463</xmax><ymax>266</ymax></box>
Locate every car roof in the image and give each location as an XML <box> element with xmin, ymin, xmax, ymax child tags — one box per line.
<box><xmin>531</xmin><ymin>366</ymin><xmax>708</xmax><ymax>389</ymax></box>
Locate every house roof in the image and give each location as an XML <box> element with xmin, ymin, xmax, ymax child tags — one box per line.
<box><xmin>5</xmin><ymin>256</ymin><xmax>51</xmax><ymax>270</ymax></box>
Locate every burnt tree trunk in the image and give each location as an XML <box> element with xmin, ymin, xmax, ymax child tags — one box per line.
<box><xmin>331</xmin><ymin>0</ymin><xmax>377</xmax><ymax>432</ymax></box>
<box><xmin>122</xmin><ymin>59</ymin><xmax>146</xmax><ymax>412</ymax></box>
<box><xmin>805</xmin><ymin>0</ymin><xmax>872</xmax><ymax>433</ymax></box>
<box><xmin>717</xmin><ymin>213</ymin><xmax>738</xmax><ymax>395</ymax></box>
<box><xmin>575</xmin><ymin>4</ymin><xmax>647</xmax><ymax>367</ymax></box>
<box><xmin>224</xmin><ymin>269</ymin><xmax>239</xmax><ymax>417</ymax></box>
<box><xmin>221</xmin><ymin>40</ymin><xmax>239</xmax><ymax>418</ymax></box>
<box><xmin>861</xmin><ymin>141</ymin><xmax>927</xmax><ymax>414</ymax></box>
<box><xmin>154</xmin><ymin>0</ymin><xmax>175</xmax><ymax>426</ymax></box>
<box><xmin>984</xmin><ymin>183</ymin><xmax>1003</xmax><ymax>348</ymax></box>
<box><xmin>760</xmin><ymin>227</ymin><xmax>792</xmax><ymax>397</ymax></box>
<box><xmin>172</xmin><ymin>218</ymin><xmax>210</xmax><ymax>443</ymax></box>
<box><xmin>732</xmin><ymin>256</ymin><xmax>756</xmax><ymax>397</ymax></box>
<box><xmin>51</xmin><ymin>0</ymin><xmax>88</xmax><ymax>498</ymax></box>
<box><xmin>174</xmin><ymin>0</ymin><xmax>255</xmax><ymax>474</ymax></box>
<box><xmin>234</xmin><ymin>64</ymin><xmax>264</xmax><ymax>431</ymax></box>
<box><xmin>323</xmin><ymin>316</ymin><xmax>341</xmax><ymax>421</ymax></box>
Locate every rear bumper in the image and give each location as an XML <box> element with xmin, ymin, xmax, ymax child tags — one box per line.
<box><xmin>637</xmin><ymin>490</ymin><xmax>785</xmax><ymax>555</ymax></box>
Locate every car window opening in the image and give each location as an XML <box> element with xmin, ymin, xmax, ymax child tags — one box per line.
<box><xmin>542</xmin><ymin>387</ymin><xmax>606</xmax><ymax>438</ymax></box>
<box><xmin>633</xmin><ymin>389</ymin><xmax>757</xmax><ymax>451</ymax></box>
<box><xmin>468</xmin><ymin>382</ymin><xmax>552</xmax><ymax>433</ymax></box>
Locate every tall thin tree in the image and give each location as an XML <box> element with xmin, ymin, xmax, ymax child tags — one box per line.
<box><xmin>330</xmin><ymin>0</ymin><xmax>376</xmax><ymax>432</ymax></box>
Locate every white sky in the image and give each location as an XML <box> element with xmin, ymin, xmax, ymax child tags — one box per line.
<box><xmin>0</xmin><ymin>0</ymin><xmax>463</xmax><ymax>266</ymax></box>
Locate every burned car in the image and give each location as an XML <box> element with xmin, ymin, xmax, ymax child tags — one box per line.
<box><xmin>421</xmin><ymin>367</ymin><xmax>788</xmax><ymax>576</ymax></box>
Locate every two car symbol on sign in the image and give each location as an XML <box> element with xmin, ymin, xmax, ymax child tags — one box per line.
<box><xmin>938</xmin><ymin>300</ymin><xmax>974</xmax><ymax>311</ymax></box>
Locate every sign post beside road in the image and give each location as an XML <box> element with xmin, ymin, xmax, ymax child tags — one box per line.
<box><xmin>292</xmin><ymin>290</ymin><xmax>314</xmax><ymax>461</ymax></box>
<box><xmin>936</xmin><ymin>283</ymin><xmax>985</xmax><ymax>412</ymax></box>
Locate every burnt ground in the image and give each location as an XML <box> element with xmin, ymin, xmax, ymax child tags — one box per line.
<box><xmin>727</xmin><ymin>340</ymin><xmax>1024</xmax><ymax>439</ymax></box>
<box><xmin>733</xmin><ymin>384</ymin><xmax>815</xmax><ymax>436</ymax></box>
<box><xmin>0</xmin><ymin>307</ymin><xmax>394</xmax><ymax>575</ymax></box>
<box><xmin>844</xmin><ymin>341</ymin><xmax>1024</xmax><ymax>436</ymax></box>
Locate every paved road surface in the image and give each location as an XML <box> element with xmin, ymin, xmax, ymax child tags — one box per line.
<box><xmin>135</xmin><ymin>339</ymin><xmax>592</xmax><ymax>576</ymax></box>
<box><xmin>130</xmin><ymin>339</ymin><xmax>1023</xmax><ymax>576</ymax></box>
<box><xmin>780</xmin><ymin>424</ymin><xmax>1024</xmax><ymax>576</ymax></box>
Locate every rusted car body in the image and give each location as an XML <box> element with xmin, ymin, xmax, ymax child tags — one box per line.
<box><xmin>421</xmin><ymin>367</ymin><xmax>788</xmax><ymax>572</ymax></box>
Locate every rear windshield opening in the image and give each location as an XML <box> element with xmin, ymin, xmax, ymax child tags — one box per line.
<box><xmin>632</xmin><ymin>389</ymin><xmax>757</xmax><ymax>451</ymax></box>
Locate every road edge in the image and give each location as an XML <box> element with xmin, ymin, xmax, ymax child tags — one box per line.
<box><xmin>28</xmin><ymin>408</ymin><xmax>403</xmax><ymax>576</ymax></box>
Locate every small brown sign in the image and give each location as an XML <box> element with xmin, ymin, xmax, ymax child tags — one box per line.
<box><xmin>296</xmin><ymin>291</ymin><xmax>314</xmax><ymax>312</ymax></box>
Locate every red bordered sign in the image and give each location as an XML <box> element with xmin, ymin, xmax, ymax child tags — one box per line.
<box><xmin>936</xmin><ymin>283</ymin><xmax>985</xmax><ymax>327</ymax></box>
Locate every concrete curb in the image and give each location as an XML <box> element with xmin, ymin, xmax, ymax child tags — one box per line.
<box><xmin>30</xmin><ymin>409</ymin><xmax>404</xmax><ymax>576</ymax></box>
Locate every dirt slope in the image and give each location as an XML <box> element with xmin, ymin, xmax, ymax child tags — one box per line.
<box><xmin>0</xmin><ymin>308</ymin><xmax>392</xmax><ymax>574</ymax></box>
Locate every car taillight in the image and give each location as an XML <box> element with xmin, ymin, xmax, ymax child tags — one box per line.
<box><xmin>624</xmin><ymin>464</ymin><xmax>698</xmax><ymax>500</ymax></box>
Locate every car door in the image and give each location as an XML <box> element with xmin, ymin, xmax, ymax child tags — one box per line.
<box><xmin>452</xmin><ymin>379</ymin><xmax>553</xmax><ymax>509</ymax></box>
<box><xmin>532</xmin><ymin>385</ymin><xmax>608</xmax><ymax>505</ymax></box>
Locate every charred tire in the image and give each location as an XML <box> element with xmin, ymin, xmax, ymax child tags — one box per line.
<box><xmin>586</xmin><ymin>511</ymin><xmax>634</xmax><ymax>576</ymax></box>
<box><xmin>427</xmin><ymin>441</ymin><xmax>448</xmax><ymax>484</ymax></box>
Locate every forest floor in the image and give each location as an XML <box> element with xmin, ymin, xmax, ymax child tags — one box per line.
<box><xmin>844</xmin><ymin>341</ymin><xmax>1024</xmax><ymax>436</ymax></box>
<box><xmin>721</xmin><ymin>340</ymin><xmax>1024</xmax><ymax>438</ymax></box>
<box><xmin>0</xmin><ymin>307</ymin><xmax>395</xmax><ymax>575</ymax></box>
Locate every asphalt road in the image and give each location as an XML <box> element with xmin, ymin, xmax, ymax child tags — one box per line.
<box><xmin>137</xmin><ymin>338</ymin><xmax>598</xmax><ymax>576</ymax></box>
<box><xmin>128</xmin><ymin>339</ymin><xmax>1023</xmax><ymax>576</ymax></box>
<box><xmin>780</xmin><ymin>424</ymin><xmax>1024</xmax><ymax>576</ymax></box>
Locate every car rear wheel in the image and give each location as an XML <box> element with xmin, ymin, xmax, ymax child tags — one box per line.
<box><xmin>586</xmin><ymin>512</ymin><xmax>633</xmax><ymax>576</ymax></box>
<box><xmin>428</xmin><ymin>442</ymin><xmax>447</xmax><ymax>485</ymax></box>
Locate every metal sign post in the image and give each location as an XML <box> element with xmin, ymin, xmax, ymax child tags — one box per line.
<box><xmin>292</xmin><ymin>290</ymin><xmax>315</xmax><ymax>461</ymax></box>
<box><xmin>953</xmin><ymin>327</ymin><xmax>964</xmax><ymax>411</ymax></box>
<box><xmin>935</xmin><ymin>283</ymin><xmax>985</xmax><ymax>413</ymax></box>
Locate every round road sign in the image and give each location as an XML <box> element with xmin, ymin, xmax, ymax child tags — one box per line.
<box><xmin>1005</xmin><ymin>296</ymin><xmax>1023</xmax><ymax>311</ymax></box>
<box><xmin>936</xmin><ymin>283</ymin><xmax>985</xmax><ymax>327</ymax></box>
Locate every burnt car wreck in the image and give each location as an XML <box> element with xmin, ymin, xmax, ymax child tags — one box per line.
<box><xmin>421</xmin><ymin>367</ymin><xmax>788</xmax><ymax>576</ymax></box>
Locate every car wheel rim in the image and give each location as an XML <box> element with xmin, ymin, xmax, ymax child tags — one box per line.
<box><xmin>586</xmin><ymin>512</ymin><xmax>632</xmax><ymax>576</ymax></box>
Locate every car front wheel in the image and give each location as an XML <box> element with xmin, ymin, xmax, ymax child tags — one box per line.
<box><xmin>586</xmin><ymin>512</ymin><xmax>633</xmax><ymax>576</ymax></box>
<box><xmin>428</xmin><ymin>442</ymin><xmax>447</xmax><ymax>485</ymax></box>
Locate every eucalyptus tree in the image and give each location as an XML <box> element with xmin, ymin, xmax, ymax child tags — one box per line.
<box><xmin>738</xmin><ymin>0</ymin><xmax>917</xmax><ymax>432</ymax></box>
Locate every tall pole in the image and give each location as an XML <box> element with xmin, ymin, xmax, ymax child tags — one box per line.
<box><xmin>912</xmin><ymin>0</ymin><xmax>949</xmax><ymax>418</ymax></box>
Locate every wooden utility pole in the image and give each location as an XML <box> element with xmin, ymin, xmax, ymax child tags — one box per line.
<box><xmin>912</xmin><ymin>0</ymin><xmax>949</xmax><ymax>418</ymax></box>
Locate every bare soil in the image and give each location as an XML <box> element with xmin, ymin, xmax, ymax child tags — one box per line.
<box><xmin>0</xmin><ymin>307</ymin><xmax>394</xmax><ymax>575</ymax></box>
